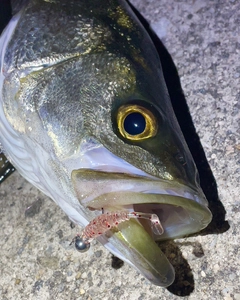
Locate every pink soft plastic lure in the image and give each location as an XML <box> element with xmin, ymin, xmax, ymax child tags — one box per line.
<box><xmin>71</xmin><ymin>211</ymin><xmax>164</xmax><ymax>252</ymax></box>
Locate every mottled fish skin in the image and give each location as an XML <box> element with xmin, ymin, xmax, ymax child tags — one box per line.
<box><xmin>0</xmin><ymin>0</ymin><xmax>212</xmax><ymax>286</ymax></box>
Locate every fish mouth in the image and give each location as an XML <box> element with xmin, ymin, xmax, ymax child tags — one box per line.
<box><xmin>72</xmin><ymin>169</ymin><xmax>211</xmax><ymax>239</ymax></box>
<box><xmin>72</xmin><ymin>170</ymin><xmax>211</xmax><ymax>287</ymax></box>
<box><xmin>69</xmin><ymin>141</ymin><xmax>212</xmax><ymax>287</ymax></box>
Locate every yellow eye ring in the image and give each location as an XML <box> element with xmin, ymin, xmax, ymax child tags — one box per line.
<box><xmin>116</xmin><ymin>104</ymin><xmax>158</xmax><ymax>140</ymax></box>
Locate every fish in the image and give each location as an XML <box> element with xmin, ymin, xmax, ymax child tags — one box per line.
<box><xmin>0</xmin><ymin>0</ymin><xmax>212</xmax><ymax>286</ymax></box>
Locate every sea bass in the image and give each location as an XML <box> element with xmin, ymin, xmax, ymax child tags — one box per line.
<box><xmin>0</xmin><ymin>0</ymin><xmax>212</xmax><ymax>286</ymax></box>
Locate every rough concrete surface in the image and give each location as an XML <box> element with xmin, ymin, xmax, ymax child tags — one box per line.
<box><xmin>0</xmin><ymin>0</ymin><xmax>239</xmax><ymax>299</ymax></box>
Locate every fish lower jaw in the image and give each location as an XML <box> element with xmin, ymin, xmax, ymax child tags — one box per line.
<box><xmin>83</xmin><ymin>193</ymin><xmax>211</xmax><ymax>287</ymax></box>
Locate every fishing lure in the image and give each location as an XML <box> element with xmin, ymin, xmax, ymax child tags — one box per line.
<box><xmin>71</xmin><ymin>211</ymin><xmax>164</xmax><ymax>252</ymax></box>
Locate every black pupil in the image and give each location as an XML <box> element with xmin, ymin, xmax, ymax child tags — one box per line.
<box><xmin>123</xmin><ymin>112</ymin><xmax>146</xmax><ymax>135</ymax></box>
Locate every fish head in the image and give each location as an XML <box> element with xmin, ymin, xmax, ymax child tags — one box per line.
<box><xmin>0</xmin><ymin>0</ymin><xmax>212</xmax><ymax>286</ymax></box>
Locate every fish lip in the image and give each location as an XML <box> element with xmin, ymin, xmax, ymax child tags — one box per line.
<box><xmin>72</xmin><ymin>168</ymin><xmax>208</xmax><ymax>208</ymax></box>
<box><xmin>97</xmin><ymin>219</ymin><xmax>176</xmax><ymax>287</ymax></box>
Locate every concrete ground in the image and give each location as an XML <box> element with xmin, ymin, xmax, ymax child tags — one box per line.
<box><xmin>0</xmin><ymin>0</ymin><xmax>239</xmax><ymax>299</ymax></box>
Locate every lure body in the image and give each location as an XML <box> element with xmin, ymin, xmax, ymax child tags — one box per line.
<box><xmin>81</xmin><ymin>211</ymin><xmax>164</xmax><ymax>243</ymax></box>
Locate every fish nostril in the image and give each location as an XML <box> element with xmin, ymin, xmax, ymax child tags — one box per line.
<box><xmin>175</xmin><ymin>152</ymin><xmax>186</xmax><ymax>165</ymax></box>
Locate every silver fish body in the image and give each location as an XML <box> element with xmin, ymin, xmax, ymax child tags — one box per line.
<box><xmin>0</xmin><ymin>0</ymin><xmax>212</xmax><ymax>286</ymax></box>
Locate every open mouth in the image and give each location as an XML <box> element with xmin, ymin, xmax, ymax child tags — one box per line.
<box><xmin>68</xmin><ymin>141</ymin><xmax>212</xmax><ymax>287</ymax></box>
<box><xmin>71</xmin><ymin>169</ymin><xmax>211</xmax><ymax>240</ymax></box>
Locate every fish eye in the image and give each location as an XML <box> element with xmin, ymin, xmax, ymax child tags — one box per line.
<box><xmin>117</xmin><ymin>104</ymin><xmax>158</xmax><ymax>140</ymax></box>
